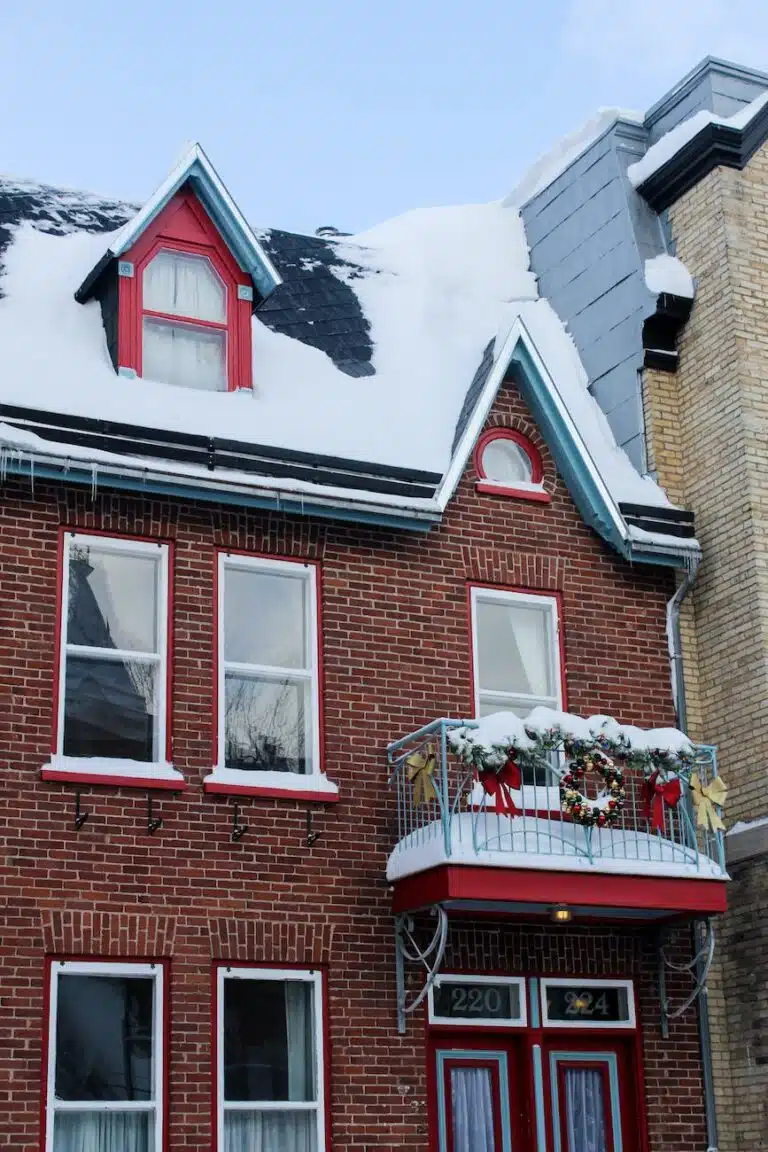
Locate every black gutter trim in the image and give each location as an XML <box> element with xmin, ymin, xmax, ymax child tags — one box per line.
<box><xmin>619</xmin><ymin>502</ymin><xmax>695</xmax><ymax>524</ymax></box>
<box><xmin>635</xmin><ymin>99</ymin><xmax>768</xmax><ymax>211</ymax></box>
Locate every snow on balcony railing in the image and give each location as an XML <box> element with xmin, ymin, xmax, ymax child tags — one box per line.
<box><xmin>386</xmin><ymin>716</ymin><xmax>726</xmax><ymax>883</ymax></box>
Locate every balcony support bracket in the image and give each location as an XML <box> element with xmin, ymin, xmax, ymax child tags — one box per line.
<box><xmin>657</xmin><ymin>917</ymin><xmax>715</xmax><ymax>1038</ymax></box>
<box><xmin>395</xmin><ymin>904</ymin><xmax>448</xmax><ymax>1035</ymax></box>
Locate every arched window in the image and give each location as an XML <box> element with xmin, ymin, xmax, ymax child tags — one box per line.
<box><xmin>142</xmin><ymin>250</ymin><xmax>228</xmax><ymax>392</ymax></box>
<box><xmin>474</xmin><ymin>429</ymin><xmax>548</xmax><ymax>501</ymax></box>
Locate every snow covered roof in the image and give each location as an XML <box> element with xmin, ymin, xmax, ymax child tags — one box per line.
<box><xmin>0</xmin><ymin>153</ymin><xmax>696</xmax><ymax>561</ymax></box>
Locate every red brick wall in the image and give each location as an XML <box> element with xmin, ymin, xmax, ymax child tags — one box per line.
<box><xmin>0</xmin><ymin>382</ymin><xmax>706</xmax><ymax>1149</ymax></box>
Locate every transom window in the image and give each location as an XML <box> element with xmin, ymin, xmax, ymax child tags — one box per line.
<box><xmin>57</xmin><ymin>534</ymin><xmax>169</xmax><ymax>763</ymax></box>
<box><xmin>217</xmin><ymin>967</ymin><xmax>326</xmax><ymax>1152</ymax></box>
<box><xmin>44</xmin><ymin>961</ymin><xmax>163</xmax><ymax>1152</ymax></box>
<box><xmin>218</xmin><ymin>555</ymin><xmax>320</xmax><ymax>776</ymax></box>
<box><xmin>142</xmin><ymin>248</ymin><xmax>228</xmax><ymax>392</ymax></box>
<box><xmin>471</xmin><ymin>587</ymin><xmax>562</xmax><ymax>718</ymax></box>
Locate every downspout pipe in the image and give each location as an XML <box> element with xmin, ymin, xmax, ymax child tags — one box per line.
<box><xmin>666</xmin><ymin>554</ymin><xmax>719</xmax><ymax>1152</ymax></box>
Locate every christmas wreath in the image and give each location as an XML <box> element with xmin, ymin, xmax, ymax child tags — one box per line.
<box><xmin>560</xmin><ymin>748</ymin><xmax>625</xmax><ymax>828</ymax></box>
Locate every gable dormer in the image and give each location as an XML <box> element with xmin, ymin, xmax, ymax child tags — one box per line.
<box><xmin>75</xmin><ymin>144</ymin><xmax>280</xmax><ymax>394</ymax></box>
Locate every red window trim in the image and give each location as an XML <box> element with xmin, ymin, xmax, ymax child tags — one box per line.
<box><xmin>118</xmin><ymin>189</ymin><xmax>253</xmax><ymax>392</ymax></box>
<box><xmin>50</xmin><ymin>526</ymin><xmax>175</xmax><ymax>767</ymax></box>
<box><xmin>442</xmin><ymin>1054</ymin><xmax>506</xmax><ymax>1151</ymax></box>
<box><xmin>211</xmin><ymin>962</ymin><xmax>332</xmax><ymax>1152</ymax></box>
<box><xmin>555</xmin><ymin>1058</ymin><xmax>616</xmax><ymax>1152</ymax></box>
<box><xmin>473</xmin><ymin>427</ymin><xmax>550</xmax><ymax>502</ymax></box>
<box><xmin>40</xmin><ymin>956</ymin><xmax>171</xmax><ymax>1152</ymax></box>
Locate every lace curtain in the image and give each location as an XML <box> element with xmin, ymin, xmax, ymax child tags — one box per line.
<box><xmin>450</xmin><ymin>1066</ymin><xmax>496</xmax><ymax>1152</ymax></box>
<box><xmin>53</xmin><ymin>1111</ymin><xmax>152</xmax><ymax>1151</ymax></box>
<box><xmin>565</xmin><ymin>1067</ymin><xmax>608</xmax><ymax>1152</ymax></box>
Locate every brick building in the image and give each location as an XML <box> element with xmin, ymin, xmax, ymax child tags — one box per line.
<box><xmin>0</xmin><ymin>142</ymin><xmax>727</xmax><ymax>1150</ymax></box>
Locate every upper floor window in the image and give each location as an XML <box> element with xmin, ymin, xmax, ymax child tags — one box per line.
<box><xmin>44</xmin><ymin>960</ymin><xmax>164</xmax><ymax>1152</ymax></box>
<box><xmin>216</xmin><ymin>967</ymin><xmax>327</xmax><ymax>1152</ymax></box>
<box><xmin>56</xmin><ymin>533</ymin><xmax>170</xmax><ymax>765</ymax></box>
<box><xmin>142</xmin><ymin>249</ymin><xmax>228</xmax><ymax>392</ymax></box>
<box><xmin>474</xmin><ymin>429</ymin><xmax>548</xmax><ymax>501</ymax></box>
<box><xmin>217</xmin><ymin>554</ymin><xmax>320</xmax><ymax>778</ymax></box>
<box><xmin>470</xmin><ymin>586</ymin><xmax>562</xmax><ymax>718</ymax></box>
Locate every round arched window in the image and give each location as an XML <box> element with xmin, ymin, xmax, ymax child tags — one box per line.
<box><xmin>474</xmin><ymin>429</ymin><xmax>547</xmax><ymax>499</ymax></box>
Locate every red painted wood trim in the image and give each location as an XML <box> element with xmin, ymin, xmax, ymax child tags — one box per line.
<box><xmin>50</xmin><ymin>529</ymin><xmax>65</xmax><ymax>754</ymax></box>
<box><xmin>119</xmin><ymin>189</ymin><xmax>253</xmax><ymax>391</ymax></box>
<box><xmin>391</xmin><ymin>864</ymin><xmax>727</xmax><ymax>916</ymax></box>
<box><xmin>39</xmin><ymin>955</ymin><xmax>53</xmax><ymax>1152</ymax></box>
<box><xmin>474</xmin><ymin>427</ymin><xmax>544</xmax><ymax>484</ymax></box>
<box><xmin>203</xmin><ymin>779</ymin><xmax>339</xmax><ymax>802</ymax></box>
<box><xmin>475</xmin><ymin>480</ymin><xmax>551</xmax><ymax>502</ymax></box>
<box><xmin>41</xmin><ymin>769</ymin><xmax>187</xmax><ymax>792</ymax></box>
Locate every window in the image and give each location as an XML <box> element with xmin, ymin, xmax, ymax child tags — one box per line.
<box><xmin>218</xmin><ymin>555</ymin><xmax>320</xmax><ymax>777</ymax></box>
<box><xmin>56</xmin><ymin>534</ymin><xmax>169</xmax><ymax>764</ymax></box>
<box><xmin>474</xmin><ymin>429</ymin><xmax>547</xmax><ymax>500</ymax></box>
<box><xmin>44</xmin><ymin>961</ymin><xmax>164</xmax><ymax>1152</ymax></box>
<box><xmin>470</xmin><ymin>587</ymin><xmax>562</xmax><ymax>718</ymax></box>
<box><xmin>142</xmin><ymin>249</ymin><xmax>228</xmax><ymax>392</ymax></box>
<box><xmin>216</xmin><ymin>967</ymin><xmax>326</xmax><ymax>1152</ymax></box>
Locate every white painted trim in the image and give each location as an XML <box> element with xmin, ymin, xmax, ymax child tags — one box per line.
<box><xmin>43</xmin><ymin>755</ymin><xmax>183</xmax><ymax>784</ymax></box>
<box><xmin>428</xmin><ymin>974</ymin><xmax>527</xmax><ymax>1028</ymax></box>
<box><xmin>204</xmin><ymin>766</ymin><xmax>338</xmax><ymax>794</ymax></box>
<box><xmin>216</xmin><ymin>966</ymin><xmax>326</xmax><ymax>1152</ymax></box>
<box><xmin>57</xmin><ymin>534</ymin><xmax>170</xmax><ymax>765</ymax></box>
<box><xmin>540</xmin><ymin>977</ymin><xmax>636</xmax><ymax>1029</ymax></box>
<box><xmin>217</xmin><ymin>554</ymin><xmax>321</xmax><ymax>777</ymax></box>
<box><xmin>45</xmin><ymin>960</ymin><xmax>164</xmax><ymax>1152</ymax></box>
<box><xmin>110</xmin><ymin>143</ymin><xmax>282</xmax><ymax>287</ymax></box>
<box><xmin>470</xmin><ymin>586</ymin><xmax>563</xmax><ymax>717</ymax></box>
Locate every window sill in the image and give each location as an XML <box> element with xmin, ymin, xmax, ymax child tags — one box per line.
<box><xmin>41</xmin><ymin>756</ymin><xmax>186</xmax><ymax>791</ymax></box>
<box><xmin>203</xmin><ymin>767</ymin><xmax>340</xmax><ymax>802</ymax></box>
<box><xmin>476</xmin><ymin>481</ymin><xmax>551</xmax><ymax>503</ymax></box>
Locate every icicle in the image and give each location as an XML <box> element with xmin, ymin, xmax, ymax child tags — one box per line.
<box><xmin>0</xmin><ymin>446</ymin><xmax>7</xmax><ymax>485</ymax></box>
<box><xmin>90</xmin><ymin>463</ymin><xmax>99</xmax><ymax>502</ymax></box>
<box><xmin>29</xmin><ymin>457</ymin><xmax>35</xmax><ymax>496</ymax></box>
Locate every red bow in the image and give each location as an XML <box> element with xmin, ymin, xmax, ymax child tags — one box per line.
<box><xmin>479</xmin><ymin>757</ymin><xmax>522</xmax><ymax>817</ymax></box>
<box><xmin>643</xmin><ymin>770</ymin><xmax>682</xmax><ymax>832</ymax></box>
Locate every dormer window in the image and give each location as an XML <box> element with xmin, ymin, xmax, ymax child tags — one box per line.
<box><xmin>142</xmin><ymin>250</ymin><xmax>228</xmax><ymax>391</ymax></box>
<box><xmin>474</xmin><ymin>428</ymin><xmax>550</xmax><ymax>502</ymax></box>
<box><xmin>112</xmin><ymin>187</ymin><xmax>255</xmax><ymax>393</ymax></box>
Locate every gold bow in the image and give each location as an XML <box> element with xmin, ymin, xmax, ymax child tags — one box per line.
<box><xmin>405</xmin><ymin>743</ymin><xmax>438</xmax><ymax>806</ymax></box>
<box><xmin>690</xmin><ymin>772</ymin><xmax>728</xmax><ymax>832</ymax></box>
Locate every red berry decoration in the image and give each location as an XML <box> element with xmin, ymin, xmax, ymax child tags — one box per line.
<box><xmin>560</xmin><ymin>749</ymin><xmax>625</xmax><ymax>829</ymax></box>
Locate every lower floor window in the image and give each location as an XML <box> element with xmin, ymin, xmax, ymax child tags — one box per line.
<box><xmin>217</xmin><ymin>967</ymin><xmax>326</xmax><ymax>1152</ymax></box>
<box><xmin>45</xmin><ymin>960</ymin><xmax>163</xmax><ymax>1152</ymax></box>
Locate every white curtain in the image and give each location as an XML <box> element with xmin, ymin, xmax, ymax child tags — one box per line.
<box><xmin>565</xmin><ymin>1068</ymin><xmax>608</xmax><ymax>1152</ymax></box>
<box><xmin>223</xmin><ymin>1110</ymin><xmax>316</xmax><ymax>1152</ymax></box>
<box><xmin>144</xmin><ymin>250</ymin><xmax>225</xmax><ymax>322</ymax></box>
<box><xmin>53</xmin><ymin>1111</ymin><xmax>152</xmax><ymax>1152</ymax></box>
<box><xmin>450</xmin><ymin>1067</ymin><xmax>495</xmax><ymax>1152</ymax></box>
<box><xmin>477</xmin><ymin>600</ymin><xmax>551</xmax><ymax>698</ymax></box>
<box><xmin>285</xmin><ymin>983</ymin><xmax>312</xmax><ymax>1101</ymax></box>
<box><xmin>142</xmin><ymin>318</ymin><xmax>226</xmax><ymax>392</ymax></box>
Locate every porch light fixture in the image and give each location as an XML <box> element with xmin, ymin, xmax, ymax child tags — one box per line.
<box><xmin>551</xmin><ymin>904</ymin><xmax>572</xmax><ymax>924</ymax></box>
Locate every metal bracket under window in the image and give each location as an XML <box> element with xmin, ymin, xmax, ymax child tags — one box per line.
<box><xmin>73</xmin><ymin>789</ymin><xmax>90</xmax><ymax>831</ymax></box>
<box><xmin>231</xmin><ymin>802</ymin><xmax>248</xmax><ymax>842</ymax></box>
<box><xmin>146</xmin><ymin>794</ymin><xmax>163</xmax><ymax>835</ymax></box>
<box><xmin>395</xmin><ymin>905</ymin><xmax>449</xmax><ymax>1035</ymax></box>
<box><xmin>657</xmin><ymin>918</ymin><xmax>715</xmax><ymax>1038</ymax></box>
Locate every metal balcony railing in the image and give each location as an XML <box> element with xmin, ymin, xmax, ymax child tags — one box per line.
<box><xmin>386</xmin><ymin>719</ymin><xmax>726</xmax><ymax>880</ymax></box>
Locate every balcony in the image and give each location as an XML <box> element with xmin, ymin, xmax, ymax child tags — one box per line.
<box><xmin>386</xmin><ymin>717</ymin><xmax>727</xmax><ymax>921</ymax></box>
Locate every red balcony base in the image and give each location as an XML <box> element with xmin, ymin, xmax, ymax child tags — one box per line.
<box><xmin>391</xmin><ymin>864</ymin><xmax>727</xmax><ymax>922</ymax></box>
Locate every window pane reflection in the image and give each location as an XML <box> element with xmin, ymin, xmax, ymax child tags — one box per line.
<box><xmin>224</xmin><ymin>674</ymin><xmax>309</xmax><ymax>773</ymax></box>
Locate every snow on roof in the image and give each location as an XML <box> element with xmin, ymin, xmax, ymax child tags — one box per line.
<box><xmin>505</xmin><ymin>106</ymin><xmax>643</xmax><ymax>208</ymax></box>
<box><xmin>644</xmin><ymin>254</ymin><xmax>694</xmax><ymax>299</ymax></box>
<box><xmin>0</xmin><ymin>158</ymin><xmax>675</xmax><ymax>514</ymax></box>
<box><xmin>628</xmin><ymin>90</ymin><xmax>768</xmax><ymax>188</ymax></box>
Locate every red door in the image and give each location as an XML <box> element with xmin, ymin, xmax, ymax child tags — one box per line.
<box><xmin>433</xmin><ymin>1037</ymin><xmax>528</xmax><ymax>1152</ymax></box>
<box><xmin>545</xmin><ymin>1039</ymin><xmax>640</xmax><ymax>1152</ymax></box>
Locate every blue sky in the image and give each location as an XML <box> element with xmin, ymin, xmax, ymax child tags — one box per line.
<box><xmin>4</xmin><ymin>0</ymin><xmax>768</xmax><ymax>235</ymax></box>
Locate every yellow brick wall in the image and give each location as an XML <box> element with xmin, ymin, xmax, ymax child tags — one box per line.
<box><xmin>643</xmin><ymin>144</ymin><xmax>768</xmax><ymax>1152</ymax></box>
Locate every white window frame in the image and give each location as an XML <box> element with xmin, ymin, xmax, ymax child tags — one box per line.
<box><xmin>540</xmin><ymin>978</ymin><xmax>636</xmax><ymax>1029</ymax></box>
<box><xmin>45</xmin><ymin>959</ymin><xmax>164</xmax><ymax>1152</ymax></box>
<box><xmin>55</xmin><ymin>533</ymin><xmax>170</xmax><ymax>768</ymax></box>
<box><xmin>217</xmin><ymin>554</ymin><xmax>321</xmax><ymax>778</ymax></box>
<box><xmin>216</xmin><ymin>965</ymin><xmax>326</xmax><ymax>1152</ymax></box>
<box><xmin>428</xmin><ymin>973</ymin><xmax>527</xmax><ymax>1028</ymax></box>
<box><xmin>470</xmin><ymin>586</ymin><xmax>563</xmax><ymax>717</ymax></box>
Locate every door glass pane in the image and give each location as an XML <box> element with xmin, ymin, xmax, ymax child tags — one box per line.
<box><xmin>223</xmin><ymin>1111</ymin><xmax>316</xmax><ymax>1152</ymax></box>
<box><xmin>450</xmin><ymin>1066</ymin><xmax>496</xmax><ymax>1152</ymax></box>
<box><xmin>55</xmin><ymin>974</ymin><xmax>154</xmax><ymax>1101</ymax></box>
<box><xmin>564</xmin><ymin>1067</ymin><xmax>608</xmax><ymax>1152</ymax></box>
<box><xmin>53</xmin><ymin>1111</ymin><xmax>153</xmax><ymax>1152</ymax></box>
<box><xmin>143</xmin><ymin>317</ymin><xmax>227</xmax><ymax>392</ymax></box>
<box><xmin>224</xmin><ymin>674</ymin><xmax>310</xmax><ymax>773</ymax></box>
<box><xmin>224</xmin><ymin>568</ymin><xmax>308</xmax><ymax>668</ymax></box>
<box><xmin>476</xmin><ymin>598</ymin><xmax>554</xmax><ymax>697</ymax></box>
<box><xmin>223</xmin><ymin>980</ymin><xmax>315</xmax><ymax>1102</ymax></box>
<box><xmin>144</xmin><ymin>249</ymin><xmax>225</xmax><ymax>322</ymax></box>
<box><xmin>68</xmin><ymin>546</ymin><xmax>158</xmax><ymax>652</ymax></box>
<box><xmin>63</xmin><ymin>656</ymin><xmax>157</xmax><ymax>761</ymax></box>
